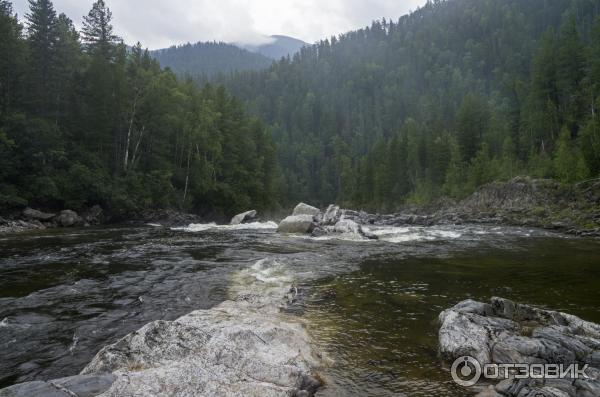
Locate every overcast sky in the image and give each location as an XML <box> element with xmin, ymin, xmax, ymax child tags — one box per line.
<box><xmin>13</xmin><ymin>0</ymin><xmax>426</xmax><ymax>49</ymax></box>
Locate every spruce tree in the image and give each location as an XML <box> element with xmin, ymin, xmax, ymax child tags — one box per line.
<box><xmin>82</xmin><ymin>0</ymin><xmax>118</xmax><ymax>58</ymax></box>
<box><xmin>25</xmin><ymin>0</ymin><xmax>58</xmax><ymax>116</ymax></box>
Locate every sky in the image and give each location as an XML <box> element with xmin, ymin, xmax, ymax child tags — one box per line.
<box><xmin>13</xmin><ymin>0</ymin><xmax>427</xmax><ymax>49</ymax></box>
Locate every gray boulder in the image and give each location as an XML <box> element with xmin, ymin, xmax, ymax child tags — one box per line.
<box><xmin>22</xmin><ymin>208</ymin><xmax>55</xmax><ymax>221</ymax></box>
<box><xmin>55</xmin><ymin>210</ymin><xmax>83</xmax><ymax>227</ymax></box>
<box><xmin>292</xmin><ymin>203</ymin><xmax>321</xmax><ymax>217</ymax></box>
<box><xmin>230</xmin><ymin>210</ymin><xmax>258</xmax><ymax>225</ymax></box>
<box><xmin>322</xmin><ymin>205</ymin><xmax>341</xmax><ymax>225</ymax></box>
<box><xmin>439</xmin><ymin>298</ymin><xmax>600</xmax><ymax>397</ymax></box>
<box><xmin>278</xmin><ymin>215</ymin><xmax>315</xmax><ymax>234</ymax></box>
<box><xmin>83</xmin><ymin>205</ymin><xmax>104</xmax><ymax>225</ymax></box>
<box><xmin>76</xmin><ymin>299</ymin><xmax>323</xmax><ymax>396</ymax></box>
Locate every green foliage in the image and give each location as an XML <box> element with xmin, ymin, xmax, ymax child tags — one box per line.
<box><xmin>553</xmin><ymin>128</ymin><xmax>589</xmax><ymax>183</ymax></box>
<box><xmin>152</xmin><ymin>42</ymin><xmax>273</xmax><ymax>81</ymax></box>
<box><xmin>0</xmin><ymin>0</ymin><xmax>278</xmax><ymax>218</ymax></box>
<box><xmin>224</xmin><ymin>0</ymin><xmax>600</xmax><ymax>209</ymax></box>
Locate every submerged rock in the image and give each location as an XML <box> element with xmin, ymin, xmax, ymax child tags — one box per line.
<box><xmin>292</xmin><ymin>203</ymin><xmax>321</xmax><ymax>217</ymax></box>
<box><xmin>230</xmin><ymin>210</ymin><xmax>258</xmax><ymax>225</ymax></box>
<box><xmin>278</xmin><ymin>215</ymin><xmax>315</xmax><ymax>234</ymax></box>
<box><xmin>439</xmin><ymin>297</ymin><xmax>600</xmax><ymax>397</ymax></box>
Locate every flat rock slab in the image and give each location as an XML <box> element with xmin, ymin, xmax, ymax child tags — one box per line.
<box><xmin>438</xmin><ymin>297</ymin><xmax>600</xmax><ymax>397</ymax></box>
<box><xmin>76</xmin><ymin>298</ymin><xmax>322</xmax><ymax>396</ymax></box>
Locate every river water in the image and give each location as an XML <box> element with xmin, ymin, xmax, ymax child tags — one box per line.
<box><xmin>1</xmin><ymin>223</ymin><xmax>599</xmax><ymax>396</ymax></box>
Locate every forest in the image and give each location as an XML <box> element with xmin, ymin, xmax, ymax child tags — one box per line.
<box><xmin>224</xmin><ymin>0</ymin><xmax>600</xmax><ymax>209</ymax></box>
<box><xmin>0</xmin><ymin>0</ymin><xmax>278</xmax><ymax>218</ymax></box>
<box><xmin>2</xmin><ymin>0</ymin><xmax>600</xmax><ymax>217</ymax></box>
<box><xmin>152</xmin><ymin>42</ymin><xmax>273</xmax><ymax>80</ymax></box>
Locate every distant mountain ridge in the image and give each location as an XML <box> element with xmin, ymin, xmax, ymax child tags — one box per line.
<box><xmin>241</xmin><ymin>35</ymin><xmax>308</xmax><ymax>59</ymax></box>
<box><xmin>151</xmin><ymin>42</ymin><xmax>273</xmax><ymax>80</ymax></box>
<box><xmin>151</xmin><ymin>35</ymin><xmax>307</xmax><ymax>80</ymax></box>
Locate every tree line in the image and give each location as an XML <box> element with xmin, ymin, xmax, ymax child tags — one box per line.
<box><xmin>0</xmin><ymin>0</ymin><xmax>278</xmax><ymax>218</ymax></box>
<box><xmin>224</xmin><ymin>0</ymin><xmax>600</xmax><ymax>210</ymax></box>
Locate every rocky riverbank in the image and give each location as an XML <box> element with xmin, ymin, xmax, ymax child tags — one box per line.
<box><xmin>438</xmin><ymin>297</ymin><xmax>600</xmax><ymax>397</ymax></box>
<box><xmin>3</xmin><ymin>177</ymin><xmax>599</xmax><ymax>237</ymax></box>
<box><xmin>343</xmin><ymin>177</ymin><xmax>600</xmax><ymax>238</ymax></box>
<box><xmin>0</xmin><ymin>207</ymin><xmax>205</xmax><ymax>234</ymax></box>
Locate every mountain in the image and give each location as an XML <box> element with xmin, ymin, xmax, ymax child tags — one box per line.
<box><xmin>242</xmin><ymin>35</ymin><xmax>308</xmax><ymax>59</ymax></box>
<box><xmin>226</xmin><ymin>0</ymin><xmax>600</xmax><ymax>208</ymax></box>
<box><xmin>152</xmin><ymin>42</ymin><xmax>273</xmax><ymax>79</ymax></box>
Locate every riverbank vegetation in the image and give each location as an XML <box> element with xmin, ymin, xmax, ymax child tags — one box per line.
<box><xmin>0</xmin><ymin>0</ymin><xmax>278</xmax><ymax>219</ymax></box>
<box><xmin>2</xmin><ymin>0</ymin><xmax>600</xmax><ymax>219</ymax></box>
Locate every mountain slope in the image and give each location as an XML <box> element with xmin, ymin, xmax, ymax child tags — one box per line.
<box><xmin>242</xmin><ymin>35</ymin><xmax>307</xmax><ymax>59</ymax></box>
<box><xmin>226</xmin><ymin>0</ymin><xmax>600</xmax><ymax>208</ymax></box>
<box><xmin>152</xmin><ymin>42</ymin><xmax>273</xmax><ymax>79</ymax></box>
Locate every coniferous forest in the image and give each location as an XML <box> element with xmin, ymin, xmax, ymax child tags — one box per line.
<box><xmin>225</xmin><ymin>0</ymin><xmax>600</xmax><ymax>209</ymax></box>
<box><xmin>2</xmin><ymin>0</ymin><xmax>600</xmax><ymax>217</ymax></box>
<box><xmin>0</xmin><ymin>0</ymin><xmax>278</xmax><ymax>218</ymax></box>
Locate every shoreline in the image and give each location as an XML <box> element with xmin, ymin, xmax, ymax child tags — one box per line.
<box><xmin>2</xmin><ymin>177</ymin><xmax>599</xmax><ymax>238</ymax></box>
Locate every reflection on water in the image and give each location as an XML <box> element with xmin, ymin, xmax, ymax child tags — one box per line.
<box><xmin>307</xmin><ymin>238</ymin><xmax>600</xmax><ymax>396</ymax></box>
<box><xmin>0</xmin><ymin>223</ymin><xmax>599</xmax><ymax>396</ymax></box>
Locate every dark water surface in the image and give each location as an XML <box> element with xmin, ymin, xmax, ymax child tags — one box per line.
<box><xmin>1</xmin><ymin>223</ymin><xmax>599</xmax><ymax>396</ymax></box>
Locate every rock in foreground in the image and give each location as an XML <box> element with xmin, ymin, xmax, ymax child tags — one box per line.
<box><xmin>0</xmin><ymin>291</ymin><xmax>324</xmax><ymax>397</ymax></box>
<box><xmin>439</xmin><ymin>297</ymin><xmax>600</xmax><ymax>397</ymax></box>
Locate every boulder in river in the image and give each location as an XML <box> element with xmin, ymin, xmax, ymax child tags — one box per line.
<box><xmin>55</xmin><ymin>210</ymin><xmax>83</xmax><ymax>227</ymax></box>
<box><xmin>292</xmin><ymin>203</ymin><xmax>321</xmax><ymax>217</ymax></box>
<box><xmin>22</xmin><ymin>207</ymin><xmax>56</xmax><ymax>221</ymax></box>
<box><xmin>230</xmin><ymin>210</ymin><xmax>258</xmax><ymax>225</ymax></box>
<box><xmin>321</xmin><ymin>205</ymin><xmax>341</xmax><ymax>225</ymax></box>
<box><xmin>278</xmin><ymin>215</ymin><xmax>315</xmax><ymax>234</ymax></box>
<box><xmin>439</xmin><ymin>297</ymin><xmax>600</xmax><ymax>397</ymax></box>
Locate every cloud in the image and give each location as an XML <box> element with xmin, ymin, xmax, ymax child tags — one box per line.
<box><xmin>12</xmin><ymin>0</ymin><xmax>426</xmax><ymax>49</ymax></box>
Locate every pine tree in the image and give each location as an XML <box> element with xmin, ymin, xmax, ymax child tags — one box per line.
<box><xmin>0</xmin><ymin>1</ymin><xmax>25</xmax><ymax>113</ymax></box>
<box><xmin>25</xmin><ymin>0</ymin><xmax>58</xmax><ymax>116</ymax></box>
<box><xmin>82</xmin><ymin>0</ymin><xmax>118</xmax><ymax>58</ymax></box>
<box><xmin>556</xmin><ymin>15</ymin><xmax>585</xmax><ymax>136</ymax></box>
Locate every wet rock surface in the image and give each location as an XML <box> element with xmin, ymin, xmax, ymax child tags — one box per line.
<box><xmin>438</xmin><ymin>297</ymin><xmax>600</xmax><ymax>397</ymax></box>
<box><xmin>230</xmin><ymin>209</ymin><xmax>258</xmax><ymax>225</ymax></box>
<box><xmin>0</xmin><ymin>290</ymin><xmax>324</xmax><ymax>397</ymax></box>
<box><xmin>278</xmin><ymin>203</ymin><xmax>378</xmax><ymax>239</ymax></box>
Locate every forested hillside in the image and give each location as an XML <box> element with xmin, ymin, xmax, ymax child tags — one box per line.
<box><xmin>226</xmin><ymin>0</ymin><xmax>600</xmax><ymax>210</ymax></box>
<box><xmin>0</xmin><ymin>0</ymin><xmax>277</xmax><ymax>218</ymax></box>
<box><xmin>152</xmin><ymin>42</ymin><xmax>273</xmax><ymax>80</ymax></box>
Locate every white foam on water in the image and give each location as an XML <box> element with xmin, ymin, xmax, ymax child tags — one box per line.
<box><xmin>0</xmin><ymin>317</ymin><xmax>8</xmax><ymax>328</ymax></box>
<box><xmin>229</xmin><ymin>258</ymin><xmax>295</xmax><ymax>304</ymax></box>
<box><xmin>363</xmin><ymin>226</ymin><xmax>463</xmax><ymax>243</ymax></box>
<box><xmin>173</xmin><ymin>221</ymin><xmax>278</xmax><ymax>233</ymax></box>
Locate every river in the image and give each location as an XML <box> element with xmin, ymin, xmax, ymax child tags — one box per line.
<box><xmin>1</xmin><ymin>223</ymin><xmax>599</xmax><ymax>396</ymax></box>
